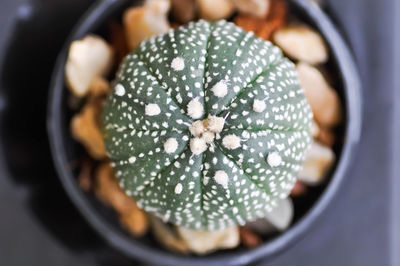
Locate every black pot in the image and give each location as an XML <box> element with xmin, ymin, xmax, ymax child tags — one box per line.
<box><xmin>47</xmin><ymin>0</ymin><xmax>362</xmax><ymax>265</ymax></box>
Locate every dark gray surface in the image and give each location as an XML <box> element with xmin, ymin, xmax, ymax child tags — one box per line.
<box><xmin>261</xmin><ymin>0</ymin><xmax>395</xmax><ymax>265</ymax></box>
<box><xmin>0</xmin><ymin>1</ymin><xmax>103</xmax><ymax>266</ymax></box>
<box><xmin>0</xmin><ymin>0</ymin><xmax>397</xmax><ymax>265</ymax></box>
<box><xmin>392</xmin><ymin>0</ymin><xmax>400</xmax><ymax>265</ymax></box>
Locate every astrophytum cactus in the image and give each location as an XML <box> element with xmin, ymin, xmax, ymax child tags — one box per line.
<box><xmin>102</xmin><ymin>20</ymin><xmax>312</xmax><ymax>231</ymax></box>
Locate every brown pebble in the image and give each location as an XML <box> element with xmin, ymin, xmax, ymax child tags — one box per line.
<box><xmin>89</xmin><ymin>77</ymin><xmax>110</xmax><ymax>100</ymax></box>
<box><xmin>95</xmin><ymin>163</ymin><xmax>149</xmax><ymax>236</ymax></box>
<box><xmin>171</xmin><ymin>0</ymin><xmax>196</xmax><ymax>24</ymax></box>
<box><xmin>108</xmin><ymin>21</ymin><xmax>129</xmax><ymax>66</ymax></box>
<box><xmin>234</xmin><ymin>0</ymin><xmax>287</xmax><ymax>40</ymax></box>
<box><xmin>71</xmin><ymin>100</ymin><xmax>107</xmax><ymax>160</ymax></box>
<box><xmin>290</xmin><ymin>180</ymin><xmax>308</xmax><ymax>197</ymax></box>
<box><xmin>240</xmin><ymin>227</ymin><xmax>262</xmax><ymax>248</ymax></box>
<box><xmin>78</xmin><ymin>159</ymin><xmax>93</xmax><ymax>191</ymax></box>
<box><xmin>149</xmin><ymin>216</ymin><xmax>189</xmax><ymax>253</ymax></box>
<box><xmin>317</xmin><ymin>126</ymin><xmax>336</xmax><ymax>147</ymax></box>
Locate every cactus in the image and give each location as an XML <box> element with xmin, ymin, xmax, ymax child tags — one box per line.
<box><xmin>102</xmin><ymin>20</ymin><xmax>312</xmax><ymax>231</ymax></box>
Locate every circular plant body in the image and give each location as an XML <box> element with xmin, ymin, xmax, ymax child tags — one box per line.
<box><xmin>102</xmin><ymin>20</ymin><xmax>312</xmax><ymax>231</ymax></box>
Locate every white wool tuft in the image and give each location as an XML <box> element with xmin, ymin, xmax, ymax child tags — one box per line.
<box><xmin>267</xmin><ymin>152</ymin><xmax>282</xmax><ymax>167</ymax></box>
<box><xmin>214</xmin><ymin>170</ymin><xmax>229</xmax><ymax>189</ymax></box>
<box><xmin>190</xmin><ymin>137</ymin><xmax>207</xmax><ymax>155</ymax></box>
<box><xmin>222</xmin><ymin>134</ymin><xmax>241</xmax><ymax>150</ymax></box>
<box><xmin>171</xmin><ymin>57</ymin><xmax>185</xmax><ymax>71</ymax></box>
<box><xmin>145</xmin><ymin>103</ymin><xmax>161</xmax><ymax>116</ymax></box>
<box><xmin>115</xmin><ymin>84</ymin><xmax>125</xmax><ymax>96</ymax></box>
<box><xmin>128</xmin><ymin>156</ymin><xmax>136</xmax><ymax>164</ymax></box>
<box><xmin>187</xmin><ymin>98</ymin><xmax>204</xmax><ymax>119</ymax></box>
<box><xmin>202</xmin><ymin>131</ymin><xmax>215</xmax><ymax>144</ymax></box>
<box><xmin>253</xmin><ymin>99</ymin><xmax>266</xmax><ymax>113</ymax></box>
<box><xmin>164</xmin><ymin>138</ymin><xmax>178</xmax><ymax>154</ymax></box>
<box><xmin>211</xmin><ymin>80</ymin><xmax>228</xmax><ymax>98</ymax></box>
<box><xmin>174</xmin><ymin>183</ymin><xmax>183</xmax><ymax>194</ymax></box>
<box><xmin>207</xmin><ymin>115</ymin><xmax>225</xmax><ymax>133</ymax></box>
<box><xmin>189</xmin><ymin>120</ymin><xmax>205</xmax><ymax>137</ymax></box>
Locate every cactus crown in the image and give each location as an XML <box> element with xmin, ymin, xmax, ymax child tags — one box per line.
<box><xmin>102</xmin><ymin>20</ymin><xmax>312</xmax><ymax>231</ymax></box>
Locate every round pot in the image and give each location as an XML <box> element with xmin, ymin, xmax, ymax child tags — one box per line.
<box><xmin>47</xmin><ymin>0</ymin><xmax>362</xmax><ymax>265</ymax></box>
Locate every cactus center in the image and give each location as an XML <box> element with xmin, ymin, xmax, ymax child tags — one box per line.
<box><xmin>188</xmin><ymin>114</ymin><xmax>227</xmax><ymax>155</ymax></box>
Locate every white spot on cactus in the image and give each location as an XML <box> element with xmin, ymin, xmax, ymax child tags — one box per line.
<box><xmin>128</xmin><ymin>156</ymin><xmax>136</xmax><ymax>164</ymax></box>
<box><xmin>222</xmin><ymin>134</ymin><xmax>241</xmax><ymax>150</ymax></box>
<box><xmin>267</xmin><ymin>152</ymin><xmax>282</xmax><ymax>167</ymax></box>
<box><xmin>187</xmin><ymin>98</ymin><xmax>204</xmax><ymax>119</ymax></box>
<box><xmin>211</xmin><ymin>80</ymin><xmax>228</xmax><ymax>98</ymax></box>
<box><xmin>190</xmin><ymin>137</ymin><xmax>207</xmax><ymax>155</ymax></box>
<box><xmin>253</xmin><ymin>99</ymin><xmax>266</xmax><ymax>113</ymax></box>
<box><xmin>207</xmin><ymin>115</ymin><xmax>225</xmax><ymax>133</ymax></box>
<box><xmin>115</xmin><ymin>84</ymin><xmax>125</xmax><ymax>96</ymax></box>
<box><xmin>232</xmin><ymin>207</ymin><xmax>238</xmax><ymax>214</ymax></box>
<box><xmin>145</xmin><ymin>103</ymin><xmax>161</xmax><ymax>116</ymax></box>
<box><xmin>171</xmin><ymin>57</ymin><xmax>185</xmax><ymax>71</ymax></box>
<box><xmin>175</xmin><ymin>183</ymin><xmax>183</xmax><ymax>194</ymax></box>
<box><xmin>189</xmin><ymin>120</ymin><xmax>205</xmax><ymax>137</ymax></box>
<box><xmin>164</xmin><ymin>138</ymin><xmax>178</xmax><ymax>154</ymax></box>
<box><xmin>202</xmin><ymin>131</ymin><xmax>215</xmax><ymax>144</ymax></box>
<box><xmin>214</xmin><ymin>170</ymin><xmax>228</xmax><ymax>189</ymax></box>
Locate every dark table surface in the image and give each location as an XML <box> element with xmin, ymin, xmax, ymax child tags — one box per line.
<box><xmin>0</xmin><ymin>0</ymin><xmax>399</xmax><ymax>265</ymax></box>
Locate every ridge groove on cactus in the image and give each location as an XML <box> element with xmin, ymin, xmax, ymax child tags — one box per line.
<box><xmin>102</xmin><ymin>20</ymin><xmax>313</xmax><ymax>231</ymax></box>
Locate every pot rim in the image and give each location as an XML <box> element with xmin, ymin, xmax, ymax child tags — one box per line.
<box><xmin>47</xmin><ymin>0</ymin><xmax>362</xmax><ymax>265</ymax></box>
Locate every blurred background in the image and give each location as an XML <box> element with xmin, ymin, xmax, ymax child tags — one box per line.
<box><xmin>0</xmin><ymin>0</ymin><xmax>399</xmax><ymax>265</ymax></box>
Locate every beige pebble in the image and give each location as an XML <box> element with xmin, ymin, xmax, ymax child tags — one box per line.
<box><xmin>234</xmin><ymin>0</ymin><xmax>270</xmax><ymax>18</ymax></box>
<box><xmin>274</xmin><ymin>25</ymin><xmax>328</xmax><ymax>65</ymax></box>
<box><xmin>196</xmin><ymin>0</ymin><xmax>235</xmax><ymax>21</ymax></box>
<box><xmin>298</xmin><ymin>141</ymin><xmax>335</xmax><ymax>185</ymax></box>
<box><xmin>297</xmin><ymin>62</ymin><xmax>342</xmax><ymax>127</ymax></box>
<box><xmin>176</xmin><ymin>226</ymin><xmax>239</xmax><ymax>254</ymax></box>
<box><xmin>265</xmin><ymin>198</ymin><xmax>293</xmax><ymax>231</ymax></box>
<box><xmin>245</xmin><ymin>198</ymin><xmax>294</xmax><ymax>234</ymax></box>
<box><xmin>123</xmin><ymin>0</ymin><xmax>170</xmax><ymax>51</ymax></box>
<box><xmin>65</xmin><ymin>35</ymin><xmax>113</xmax><ymax>97</ymax></box>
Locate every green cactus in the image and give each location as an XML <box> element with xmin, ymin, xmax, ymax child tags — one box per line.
<box><xmin>102</xmin><ymin>20</ymin><xmax>312</xmax><ymax>231</ymax></box>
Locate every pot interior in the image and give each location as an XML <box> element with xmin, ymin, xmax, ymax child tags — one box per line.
<box><xmin>51</xmin><ymin>0</ymin><xmax>350</xmax><ymax>262</ymax></box>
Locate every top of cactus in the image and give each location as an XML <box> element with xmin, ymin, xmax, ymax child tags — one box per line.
<box><xmin>102</xmin><ymin>20</ymin><xmax>312</xmax><ymax>231</ymax></box>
